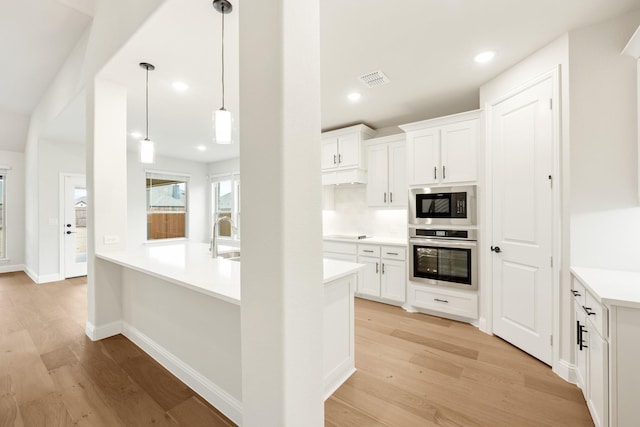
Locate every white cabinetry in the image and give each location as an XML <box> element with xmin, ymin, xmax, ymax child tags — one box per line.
<box><xmin>400</xmin><ymin>110</ymin><xmax>479</xmax><ymax>186</ymax></box>
<box><xmin>571</xmin><ymin>276</ymin><xmax>609</xmax><ymax>427</ymax></box>
<box><xmin>323</xmin><ymin>241</ymin><xmax>357</xmax><ymax>263</ymax></box>
<box><xmin>366</xmin><ymin>135</ymin><xmax>407</xmax><ymax>208</ymax></box>
<box><xmin>321</xmin><ymin>124</ymin><xmax>376</xmax><ymax>185</ymax></box>
<box><xmin>357</xmin><ymin>244</ymin><xmax>406</xmax><ymax>305</ymax></box>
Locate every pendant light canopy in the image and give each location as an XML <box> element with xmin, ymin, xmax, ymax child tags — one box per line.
<box><xmin>139</xmin><ymin>62</ymin><xmax>156</xmax><ymax>164</ymax></box>
<box><xmin>213</xmin><ymin>0</ymin><xmax>233</xmax><ymax>144</ymax></box>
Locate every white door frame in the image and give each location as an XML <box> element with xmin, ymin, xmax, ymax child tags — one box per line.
<box><xmin>59</xmin><ymin>173</ymin><xmax>87</xmax><ymax>279</ymax></box>
<box><xmin>481</xmin><ymin>67</ymin><xmax>562</xmax><ymax>369</ymax></box>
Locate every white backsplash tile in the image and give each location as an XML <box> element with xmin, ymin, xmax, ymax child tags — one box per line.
<box><xmin>322</xmin><ymin>185</ymin><xmax>407</xmax><ymax>239</ymax></box>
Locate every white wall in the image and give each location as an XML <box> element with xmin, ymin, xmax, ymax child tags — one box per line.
<box><xmin>322</xmin><ymin>185</ymin><xmax>407</xmax><ymax>239</ymax></box>
<box><xmin>0</xmin><ymin>150</ymin><xmax>25</xmax><ymax>272</ymax></box>
<box><xmin>38</xmin><ymin>140</ymin><xmax>85</xmax><ymax>281</ymax></box>
<box><xmin>128</xmin><ymin>152</ymin><xmax>209</xmax><ymax>246</ymax></box>
<box><xmin>209</xmin><ymin>157</ymin><xmax>239</xmax><ymax>176</ymax></box>
<box><xmin>569</xmin><ymin>10</ymin><xmax>640</xmax><ymax>270</ymax></box>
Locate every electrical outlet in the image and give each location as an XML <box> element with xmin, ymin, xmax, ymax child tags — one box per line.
<box><xmin>103</xmin><ymin>235</ymin><xmax>119</xmax><ymax>245</ymax></box>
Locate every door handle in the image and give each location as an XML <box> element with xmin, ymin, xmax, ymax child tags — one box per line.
<box><xmin>434</xmin><ymin>166</ymin><xmax>437</xmax><ymax>180</ymax></box>
<box><xmin>338</xmin><ymin>154</ymin><xmax>342</xmax><ymax>164</ymax></box>
<box><xmin>390</xmin><ymin>192</ymin><xmax>393</xmax><ymax>203</ymax></box>
<box><xmin>66</xmin><ymin>224</ymin><xmax>72</xmax><ymax>228</ymax></box>
<box><xmin>490</xmin><ymin>245</ymin><xmax>502</xmax><ymax>253</ymax></box>
<box><xmin>375</xmin><ymin>262</ymin><xmax>379</xmax><ymax>274</ymax></box>
<box><xmin>443</xmin><ymin>165</ymin><xmax>446</xmax><ymax>180</ymax></box>
<box><xmin>66</xmin><ymin>230</ymin><xmax>76</xmax><ymax>235</ymax></box>
<box><xmin>333</xmin><ymin>154</ymin><xmax>337</xmax><ymax>165</ymax></box>
<box><xmin>384</xmin><ymin>192</ymin><xmax>387</xmax><ymax>203</ymax></box>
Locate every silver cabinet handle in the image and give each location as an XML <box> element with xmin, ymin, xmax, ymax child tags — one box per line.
<box><xmin>375</xmin><ymin>262</ymin><xmax>379</xmax><ymax>273</ymax></box>
<box><xmin>338</xmin><ymin>154</ymin><xmax>342</xmax><ymax>164</ymax></box>
<box><xmin>386</xmin><ymin>252</ymin><xmax>398</xmax><ymax>256</ymax></box>
<box><xmin>333</xmin><ymin>154</ymin><xmax>337</xmax><ymax>165</ymax></box>
<box><xmin>381</xmin><ymin>263</ymin><xmax>385</xmax><ymax>274</ymax></box>
<box><xmin>384</xmin><ymin>192</ymin><xmax>387</xmax><ymax>203</ymax></box>
<box><xmin>443</xmin><ymin>165</ymin><xmax>446</xmax><ymax>179</ymax></box>
<box><xmin>434</xmin><ymin>166</ymin><xmax>437</xmax><ymax>180</ymax></box>
<box><xmin>363</xmin><ymin>250</ymin><xmax>374</xmax><ymax>253</ymax></box>
<box><xmin>390</xmin><ymin>192</ymin><xmax>393</xmax><ymax>203</ymax></box>
<box><xmin>434</xmin><ymin>298</ymin><xmax>449</xmax><ymax>303</ymax></box>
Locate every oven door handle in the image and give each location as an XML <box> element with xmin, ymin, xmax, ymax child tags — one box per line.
<box><xmin>409</xmin><ymin>238</ymin><xmax>477</xmax><ymax>250</ymax></box>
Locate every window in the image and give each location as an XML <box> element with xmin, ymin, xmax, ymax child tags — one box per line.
<box><xmin>146</xmin><ymin>172</ymin><xmax>189</xmax><ymax>240</ymax></box>
<box><xmin>211</xmin><ymin>173</ymin><xmax>240</xmax><ymax>239</ymax></box>
<box><xmin>0</xmin><ymin>170</ymin><xmax>5</xmax><ymax>259</ymax></box>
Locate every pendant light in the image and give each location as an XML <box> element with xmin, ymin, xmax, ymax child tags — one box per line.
<box><xmin>213</xmin><ymin>0</ymin><xmax>232</xmax><ymax>144</ymax></box>
<box><xmin>139</xmin><ymin>62</ymin><xmax>156</xmax><ymax>163</ymax></box>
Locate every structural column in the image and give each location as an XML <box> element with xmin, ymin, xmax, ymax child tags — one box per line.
<box><xmin>85</xmin><ymin>78</ymin><xmax>128</xmax><ymax>338</ymax></box>
<box><xmin>239</xmin><ymin>0</ymin><xmax>324</xmax><ymax>425</ymax></box>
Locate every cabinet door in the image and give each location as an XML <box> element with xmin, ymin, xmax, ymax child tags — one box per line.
<box><xmin>358</xmin><ymin>256</ymin><xmax>381</xmax><ymax>297</ymax></box>
<box><xmin>407</xmin><ymin>128</ymin><xmax>439</xmax><ymax>185</ymax></box>
<box><xmin>440</xmin><ymin>120</ymin><xmax>477</xmax><ymax>183</ymax></box>
<box><xmin>574</xmin><ymin>300</ymin><xmax>587</xmax><ymax>390</ymax></box>
<box><xmin>388</xmin><ymin>141</ymin><xmax>407</xmax><ymax>207</ymax></box>
<box><xmin>381</xmin><ymin>259</ymin><xmax>406</xmax><ymax>303</ymax></box>
<box><xmin>587</xmin><ymin>326</ymin><xmax>608</xmax><ymax>427</ymax></box>
<box><xmin>366</xmin><ymin>144</ymin><xmax>389</xmax><ymax>207</ymax></box>
<box><xmin>321</xmin><ymin>137</ymin><xmax>338</xmax><ymax>170</ymax></box>
<box><xmin>337</xmin><ymin>133</ymin><xmax>360</xmax><ymax>168</ymax></box>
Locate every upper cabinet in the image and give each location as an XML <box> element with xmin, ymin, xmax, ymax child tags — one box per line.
<box><xmin>400</xmin><ymin>110</ymin><xmax>480</xmax><ymax>186</ymax></box>
<box><xmin>366</xmin><ymin>135</ymin><xmax>407</xmax><ymax>208</ymax></box>
<box><xmin>321</xmin><ymin>124</ymin><xmax>376</xmax><ymax>185</ymax></box>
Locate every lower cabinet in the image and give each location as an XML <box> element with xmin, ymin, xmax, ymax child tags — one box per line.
<box><xmin>572</xmin><ymin>276</ymin><xmax>608</xmax><ymax>427</ymax></box>
<box><xmin>357</xmin><ymin>244</ymin><xmax>406</xmax><ymax>306</ymax></box>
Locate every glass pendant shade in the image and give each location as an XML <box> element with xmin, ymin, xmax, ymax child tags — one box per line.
<box><xmin>214</xmin><ymin>108</ymin><xmax>232</xmax><ymax>144</ymax></box>
<box><xmin>139</xmin><ymin>138</ymin><xmax>155</xmax><ymax>164</ymax></box>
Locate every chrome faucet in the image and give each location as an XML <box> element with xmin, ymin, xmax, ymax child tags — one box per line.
<box><xmin>211</xmin><ymin>216</ymin><xmax>237</xmax><ymax>258</ymax></box>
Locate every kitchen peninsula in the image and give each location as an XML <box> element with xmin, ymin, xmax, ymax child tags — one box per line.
<box><xmin>96</xmin><ymin>242</ymin><xmax>363</xmax><ymax>425</ymax></box>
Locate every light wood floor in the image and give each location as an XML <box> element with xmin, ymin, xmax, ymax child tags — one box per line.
<box><xmin>0</xmin><ymin>272</ymin><xmax>593</xmax><ymax>426</ymax></box>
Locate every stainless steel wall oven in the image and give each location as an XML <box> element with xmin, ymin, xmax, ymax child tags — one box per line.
<box><xmin>409</xmin><ymin>227</ymin><xmax>478</xmax><ymax>291</ymax></box>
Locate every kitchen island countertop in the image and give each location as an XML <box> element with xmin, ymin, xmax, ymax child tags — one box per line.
<box><xmin>96</xmin><ymin>242</ymin><xmax>363</xmax><ymax>305</ymax></box>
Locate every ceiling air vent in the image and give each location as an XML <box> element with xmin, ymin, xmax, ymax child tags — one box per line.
<box><xmin>358</xmin><ymin>70</ymin><xmax>390</xmax><ymax>88</ymax></box>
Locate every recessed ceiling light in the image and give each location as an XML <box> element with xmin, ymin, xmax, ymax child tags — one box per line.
<box><xmin>130</xmin><ymin>131</ymin><xmax>142</xmax><ymax>139</ymax></box>
<box><xmin>348</xmin><ymin>92</ymin><xmax>361</xmax><ymax>102</ymax></box>
<box><xmin>197</xmin><ymin>145</ymin><xmax>207</xmax><ymax>151</ymax></box>
<box><xmin>172</xmin><ymin>81</ymin><xmax>189</xmax><ymax>91</ymax></box>
<box><xmin>474</xmin><ymin>51</ymin><xmax>496</xmax><ymax>64</ymax></box>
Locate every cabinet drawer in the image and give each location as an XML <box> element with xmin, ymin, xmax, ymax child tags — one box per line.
<box><xmin>381</xmin><ymin>246</ymin><xmax>405</xmax><ymax>261</ymax></box>
<box><xmin>585</xmin><ymin>292</ymin><xmax>608</xmax><ymax>338</ymax></box>
<box><xmin>323</xmin><ymin>241</ymin><xmax>357</xmax><ymax>255</ymax></box>
<box><xmin>412</xmin><ymin>287</ymin><xmax>478</xmax><ymax>319</ymax></box>
<box><xmin>571</xmin><ymin>277</ymin><xmax>586</xmax><ymax>306</ymax></box>
<box><xmin>358</xmin><ymin>245</ymin><xmax>380</xmax><ymax>257</ymax></box>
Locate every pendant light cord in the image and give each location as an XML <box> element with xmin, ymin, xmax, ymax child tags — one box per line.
<box><xmin>145</xmin><ymin>66</ymin><xmax>150</xmax><ymax>139</ymax></box>
<box><xmin>221</xmin><ymin>6</ymin><xmax>225</xmax><ymax>110</ymax></box>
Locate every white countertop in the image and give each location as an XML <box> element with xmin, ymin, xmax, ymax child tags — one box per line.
<box><xmin>96</xmin><ymin>242</ymin><xmax>363</xmax><ymax>305</ymax></box>
<box><xmin>571</xmin><ymin>266</ymin><xmax>640</xmax><ymax>309</ymax></box>
<box><xmin>323</xmin><ymin>235</ymin><xmax>407</xmax><ymax>247</ymax></box>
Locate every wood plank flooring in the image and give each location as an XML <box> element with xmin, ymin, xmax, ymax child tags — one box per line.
<box><xmin>0</xmin><ymin>272</ymin><xmax>233</xmax><ymax>426</ymax></box>
<box><xmin>0</xmin><ymin>272</ymin><xmax>593</xmax><ymax>426</ymax></box>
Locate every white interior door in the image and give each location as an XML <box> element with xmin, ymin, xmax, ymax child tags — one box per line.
<box><xmin>64</xmin><ymin>175</ymin><xmax>87</xmax><ymax>278</ymax></box>
<box><xmin>491</xmin><ymin>76</ymin><xmax>554</xmax><ymax>365</ymax></box>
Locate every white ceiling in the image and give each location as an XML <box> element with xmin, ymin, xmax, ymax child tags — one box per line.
<box><xmin>0</xmin><ymin>0</ymin><xmax>91</xmax><ymax>152</ymax></box>
<box><xmin>5</xmin><ymin>0</ymin><xmax>640</xmax><ymax>161</ymax></box>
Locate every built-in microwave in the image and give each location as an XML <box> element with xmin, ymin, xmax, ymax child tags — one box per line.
<box><xmin>409</xmin><ymin>185</ymin><xmax>476</xmax><ymax>226</ymax></box>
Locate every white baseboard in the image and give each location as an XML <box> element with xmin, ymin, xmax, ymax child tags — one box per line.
<box><xmin>554</xmin><ymin>358</ymin><xmax>577</xmax><ymax>384</ymax></box>
<box><xmin>24</xmin><ymin>266</ymin><xmax>38</xmax><ymax>283</ymax></box>
<box><xmin>0</xmin><ymin>263</ymin><xmax>25</xmax><ymax>274</ymax></box>
<box><xmin>85</xmin><ymin>321</ymin><xmax>123</xmax><ymax>341</ymax></box>
<box><xmin>324</xmin><ymin>366</ymin><xmax>356</xmax><ymax>401</ymax></box>
<box><xmin>37</xmin><ymin>273</ymin><xmax>64</xmax><ymax>284</ymax></box>
<box><xmin>122</xmin><ymin>322</ymin><xmax>243</xmax><ymax>425</ymax></box>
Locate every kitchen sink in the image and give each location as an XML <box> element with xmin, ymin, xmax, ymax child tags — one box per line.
<box><xmin>217</xmin><ymin>251</ymin><xmax>241</xmax><ymax>260</ymax></box>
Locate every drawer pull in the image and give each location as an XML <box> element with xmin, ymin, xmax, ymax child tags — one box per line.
<box><xmin>571</xmin><ymin>290</ymin><xmax>581</xmax><ymax>297</ymax></box>
<box><xmin>363</xmin><ymin>250</ymin><xmax>374</xmax><ymax>253</ymax></box>
<box><xmin>434</xmin><ymin>298</ymin><xmax>449</xmax><ymax>303</ymax></box>
<box><xmin>583</xmin><ymin>306</ymin><xmax>596</xmax><ymax>316</ymax></box>
<box><xmin>386</xmin><ymin>252</ymin><xmax>399</xmax><ymax>256</ymax></box>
